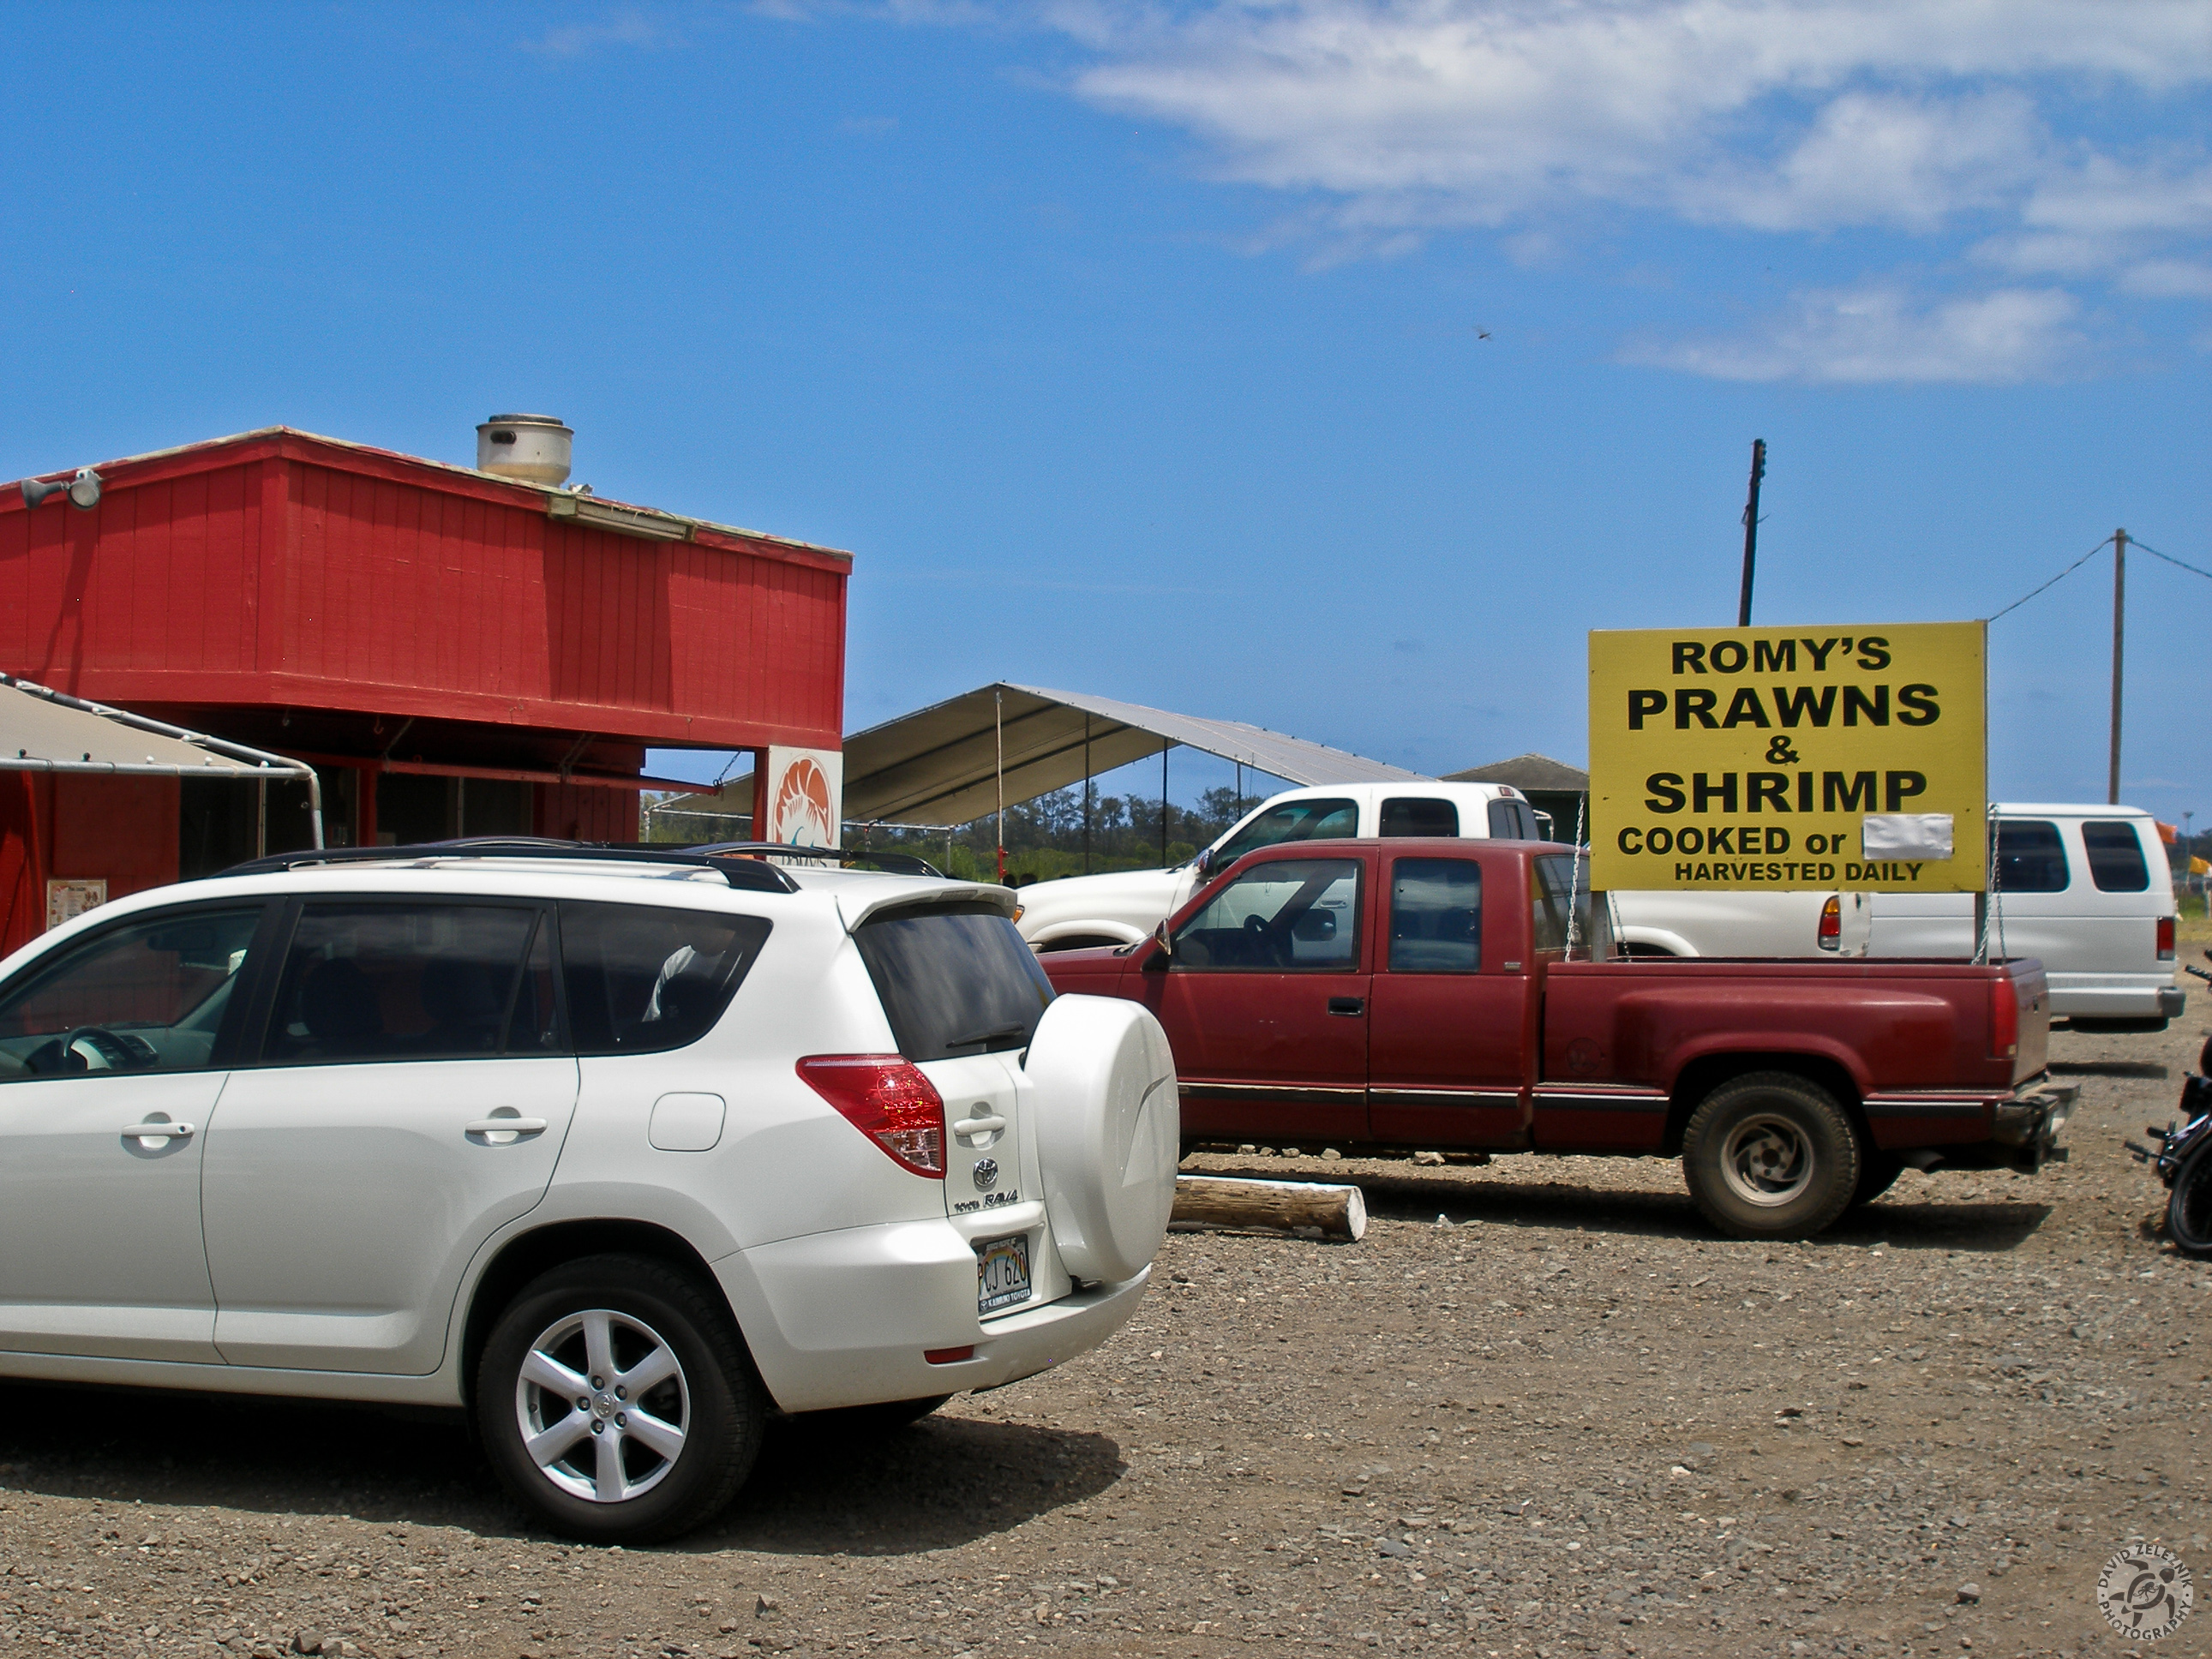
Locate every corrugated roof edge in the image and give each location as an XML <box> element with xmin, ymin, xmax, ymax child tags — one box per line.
<box><xmin>1</xmin><ymin>425</ymin><xmax>855</xmax><ymax>566</ymax></box>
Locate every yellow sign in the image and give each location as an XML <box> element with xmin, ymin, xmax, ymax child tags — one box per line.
<box><xmin>1589</xmin><ymin>622</ymin><xmax>1987</xmax><ymax>893</ymax></box>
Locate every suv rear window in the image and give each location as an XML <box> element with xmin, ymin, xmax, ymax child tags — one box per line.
<box><xmin>854</xmin><ymin>902</ymin><xmax>1054</xmax><ymax>1062</ymax></box>
<box><xmin>2082</xmin><ymin>820</ymin><xmax>2151</xmax><ymax>892</ymax></box>
<box><xmin>560</xmin><ymin>901</ymin><xmax>772</xmax><ymax>1056</ymax></box>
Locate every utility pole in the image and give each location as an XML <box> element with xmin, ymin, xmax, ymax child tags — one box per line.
<box><xmin>2110</xmin><ymin>529</ymin><xmax>2126</xmax><ymax>806</ymax></box>
<box><xmin>1736</xmin><ymin>439</ymin><xmax>1766</xmax><ymax>627</ymax></box>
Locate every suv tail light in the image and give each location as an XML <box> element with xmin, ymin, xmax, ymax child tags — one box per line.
<box><xmin>2158</xmin><ymin>915</ymin><xmax>2175</xmax><ymax>961</ymax></box>
<box><xmin>797</xmin><ymin>1055</ymin><xmax>947</xmax><ymax>1177</ymax></box>
<box><xmin>1989</xmin><ymin>977</ymin><xmax>2019</xmax><ymax>1060</ymax></box>
<box><xmin>1817</xmin><ymin>895</ymin><xmax>1842</xmax><ymax>951</ymax></box>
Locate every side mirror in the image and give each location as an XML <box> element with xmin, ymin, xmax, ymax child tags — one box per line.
<box><xmin>1193</xmin><ymin>847</ymin><xmax>1214</xmax><ymax>877</ymax></box>
<box><xmin>1142</xmin><ymin>918</ymin><xmax>1173</xmax><ymax>970</ymax></box>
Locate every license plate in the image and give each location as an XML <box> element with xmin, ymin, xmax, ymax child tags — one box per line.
<box><xmin>976</xmin><ymin>1233</ymin><xmax>1032</xmax><ymax>1315</ymax></box>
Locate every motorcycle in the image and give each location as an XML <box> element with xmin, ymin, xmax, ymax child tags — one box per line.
<box><xmin>2125</xmin><ymin>955</ymin><xmax>2212</xmax><ymax>1255</ymax></box>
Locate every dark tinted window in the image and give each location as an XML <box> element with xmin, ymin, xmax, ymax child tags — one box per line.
<box><xmin>853</xmin><ymin>903</ymin><xmax>1054</xmax><ymax>1061</ymax></box>
<box><xmin>1173</xmin><ymin>858</ymin><xmax>1361</xmax><ymax>970</ymax></box>
<box><xmin>0</xmin><ymin>907</ymin><xmax>261</xmax><ymax>1079</ymax></box>
<box><xmin>1487</xmin><ymin>799</ymin><xmax>1543</xmax><ymax>840</ymax></box>
<box><xmin>1995</xmin><ymin>820</ymin><xmax>2069</xmax><ymax>893</ymax></box>
<box><xmin>262</xmin><ymin>903</ymin><xmax>549</xmax><ymax>1065</ymax></box>
<box><xmin>1389</xmin><ymin>859</ymin><xmax>1481</xmax><ymax>973</ymax></box>
<box><xmin>1211</xmin><ymin>798</ymin><xmax>1360</xmax><ymax>865</ymax></box>
<box><xmin>1381</xmin><ymin>797</ymin><xmax>1459</xmax><ymax>837</ymax></box>
<box><xmin>2083</xmin><ymin>820</ymin><xmax>2151</xmax><ymax>892</ymax></box>
<box><xmin>560</xmin><ymin>902</ymin><xmax>771</xmax><ymax>1057</ymax></box>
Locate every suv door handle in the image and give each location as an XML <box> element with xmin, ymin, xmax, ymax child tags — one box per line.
<box><xmin>954</xmin><ymin>1113</ymin><xmax>1008</xmax><ymax>1146</ymax></box>
<box><xmin>1328</xmin><ymin>997</ymin><xmax>1365</xmax><ymax>1016</ymax></box>
<box><xmin>121</xmin><ymin>1121</ymin><xmax>195</xmax><ymax>1141</ymax></box>
<box><xmin>466</xmin><ymin>1117</ymin><xmax>549</xmax><ymax>1143</ymax></box>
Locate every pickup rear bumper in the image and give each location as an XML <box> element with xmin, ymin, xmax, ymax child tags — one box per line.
<box><xmin>1989</xmin><ymin>1081</ymin><xmax>2077</xmax><ymax>1171</ymax></box>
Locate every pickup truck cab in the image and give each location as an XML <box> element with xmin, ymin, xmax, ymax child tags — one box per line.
<box><xmin>1016</xmin><ymin>782</ymin><xmax>1545</xmax><ymax>954</ymax></box>
<box><xmin>1042</xmin><ymin>837</ymin><xmax>2071</xmax><ymax>1241</ymax></box>
<box><xmin>1016</xmin><ymin>782</ymin><xmax>1871</xmax><ymax>960</ymax></box>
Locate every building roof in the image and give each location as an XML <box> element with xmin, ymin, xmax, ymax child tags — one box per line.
<box><xmin>1444</xmin><ymin>752</ymin><xmax>1589</xmax><ymax>792</ymax></box>
<box><xmin>838</xmin><ymin>682</ymin><xmax>1430</xmax><ymax>827</ymax></box>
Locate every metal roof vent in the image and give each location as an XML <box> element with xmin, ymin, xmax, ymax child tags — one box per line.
<box><xmin>476</xmin><ymin>414</ymin><xmax>572</xmax><ymax>486</ymax></box>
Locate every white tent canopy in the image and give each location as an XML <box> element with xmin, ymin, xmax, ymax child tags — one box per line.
<box><xmin>1</xmin><ymin>674</ymin><xmax>323</xmax><ymax>844</ymax></box>
<box><xmin>841</xmin><ymin>682</ymin><xmax>1430</xmax><ymax>827</ymax></box>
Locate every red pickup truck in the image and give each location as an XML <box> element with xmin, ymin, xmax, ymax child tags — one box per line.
<box><xmin>1039</xmin><ymin>837</ymin><xmax>2074</xmax><ymax>1240</ymax></box>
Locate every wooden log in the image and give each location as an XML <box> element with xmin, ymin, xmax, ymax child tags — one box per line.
<box><xmin>1170</xmin><ymin>1175</ymin><xmax>1368</xmax><ymax>1241</ymax></box>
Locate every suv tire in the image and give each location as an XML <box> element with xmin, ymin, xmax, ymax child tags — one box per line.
<box><xmin>1681</xmin><ymin>1072</ymin><xmax>1861</xmax><ymax>1241</ymax></box>
<box><xmin>477</xmin><ymin>1253</ymin><xmax>764</xmax><ymax>1543</ymax></box>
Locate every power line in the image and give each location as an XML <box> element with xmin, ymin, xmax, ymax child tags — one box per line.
<box><xmin>2130</xmin><ymin>537</ymin><xmax>2212</xmax><ymax>584</ymax></box>
<box><xmin>1988</xmin><ymin>535</ymin><xmax>2113</xmax><ymax>621</ymax></box>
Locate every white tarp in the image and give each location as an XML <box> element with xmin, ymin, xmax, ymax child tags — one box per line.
<box><xmin>0</xmin><ymin>678</ymin><xmax>269</xmax><ymax>776</ymax></box>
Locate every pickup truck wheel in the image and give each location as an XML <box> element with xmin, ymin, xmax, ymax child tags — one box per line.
<box><xmin>1681</xmin><ymin>1073</ymin><xmax>1861</xmax><ymax>1241</ymax></box>
<box><xmin>477</xmin><ymin>1254</ymin><xmax>765</xmax><ymax>1544</ymax></box>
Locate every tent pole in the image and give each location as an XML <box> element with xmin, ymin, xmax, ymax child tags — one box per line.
<box><xmin>995</xmin><ymin>690</ymin><xmax>1005</xmax><ymax>884</ymax></box>
<box><xmin>1160</xmin><ymin>745</ymin><xmax>1169</xmax><ymax>868</ymax></box>
<box><xmin>1082</xmin><ymin>715</ymin><xmax>1092</xmax><ymax>876</ymax></box>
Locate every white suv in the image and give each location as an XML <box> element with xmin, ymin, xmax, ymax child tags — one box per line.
<box><xmin>0</xmin><ymin>843</ymin><xmax>1178</xmax><ymax>1542</ymax></box>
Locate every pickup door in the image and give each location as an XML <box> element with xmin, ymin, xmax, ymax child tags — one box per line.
<box><xmin>1135</xmin><ymin>853</ymin><xmax>1370</xmax><ymax>1144</ymax></box>
<box><xmin>1366</xmin><ymin>849</ymin><xmax>1538</xmax><ymax>1147</ymax></box>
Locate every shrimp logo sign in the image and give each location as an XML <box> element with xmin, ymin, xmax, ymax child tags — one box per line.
<box><xmin>763</xmin><ymin>746</ymin><xmax>842</xmax><ymax>847</ymax></box>
<box><xmin>1589</xmin><ymin>621</ymin><xmax>1987</xmax><ymax>894</ymax></box>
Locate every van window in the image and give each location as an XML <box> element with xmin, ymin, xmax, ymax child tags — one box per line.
<box><xmin>853</xmin><ymin>902</ymin><xmax>1054</xmax><ymax>1061</ymax></box>
<box><xmin>1389</xmin><ymin>859</ymin><xmax>1481</xmax><ymax>973</ymax></box>
<box><xmin>1381</xmin><ymin>798</ymin><xmax>1459</xmax><ymax>837</ymax></box>
<box><xmin>2083</xmin><ymin>820</ymin><xmax>2151</xmax><ymax>892</ymax></box>
<box><xmin>560</xmin><ymin>902</ymin><xmax>771</xmax><ymax>1057</ymax></box>
<box><xmin>1211</xmin><ymin>798</ymin><xmax>1359</xmax><ymax>865</ymax></box>
<box><xmin>1994</xmin><ymin>821</ymin><xmax>2069</xmax><ymax>893</ymax></box>
<box><xmin>1487</xmin><ymin>800</ymin><xmax>1543</xmax><ymax>840</ymax></box>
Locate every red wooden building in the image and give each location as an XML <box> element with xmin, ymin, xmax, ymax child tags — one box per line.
<box><xmin>0</xmin><ymin>424</ymin><xmax>850</xmax><ymax>955</ymax></box>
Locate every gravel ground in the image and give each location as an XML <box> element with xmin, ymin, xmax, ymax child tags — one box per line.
<box><xmin>1</xmin><ymin>1009</ymin><xmax>2205</xmax><ymax>1659</ymax></box>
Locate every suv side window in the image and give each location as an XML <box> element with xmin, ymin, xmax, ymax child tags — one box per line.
<box><xmin>1381</xmin><ymin>798</ymin><xmax>1459</xmax><ymax>837</ymax></box>
<box><xmin>1210</xmin><ymin>798</ymin><xmax>1360</xmax><ymax>865</ymax></box>
<box><xmin>261</xmin><ymin>902</ymin><xmax>551</xmax><ymax>1065</ymax></box>
<box><xmin>560</xmin><ymin>901</ymin><xmax>771</xmax><ymax>1056</ymax></box>
<box><xmin>1487</xmin><ymin>799</ymin><xmax>1542</xmax><ymax>840</ymax></box>
<box><xmin>1388</xmin><ymin>859</ymin><xmax>1481</xmax><ymax>972</ymax></box>
<box><xmin>1995</xmin><ymin>821</ymin><xmax>2070</xmax><ymax>893</ymax></box>
<box><xmin>2082</xmin><ymin>820</ymin><xmax>2151</xmax><ymax>892</ymax></box>
<box><xmin>1173</xmin><ymin>858</ymin><xmax>1361</xmax><ymax>970</ymax></box>
<box><xmin>0</xmin><ymin>906</ymin><xmax>263</xmax><ymax>1079</ymax></box>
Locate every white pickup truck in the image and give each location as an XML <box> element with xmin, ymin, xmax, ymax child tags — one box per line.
<box><xmin>1013</xmin><ymin>782</ymin><xmax>1868</xmax><ymax>958</ymax></box>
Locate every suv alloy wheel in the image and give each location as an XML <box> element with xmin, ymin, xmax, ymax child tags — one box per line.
<box><xmin>477</xmin><ymin>1254</ymin><xmax>765</xmax><ymax>1542</ymax></box>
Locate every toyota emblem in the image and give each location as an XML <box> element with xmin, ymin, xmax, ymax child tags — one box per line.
<box><xmin>972</xmin><ymin>1158</ymin><xmax>999</xmax><ymax>1191</ymax></box>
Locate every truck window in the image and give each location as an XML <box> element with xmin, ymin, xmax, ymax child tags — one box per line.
<box><xmin>1388</xmin><ymin>859</ymin><xmax>1481</xmax><ymax>973</ymax></box>
<box><xmin>1531</xmin><ymin>853</ymin><xmax>1596</xmax><ymax>955</ymax></box>
<box><xmin>1381</xmin><ymin>798</ymin><xmax>1458</xmax><ymax>837</ymax></box>
<box><xmin>1994</xmin><ymin>821</ymin><xmax>2069</xmax><ymax>893</ymax></box>
<box><xmin>1172</xmin><ymin>858</ymin><xmax>1361</xmax><ymax>970</ymax></box>
<box><xmin>2082</xmin><ymin>821</ymin><xmax>2151</xmax><ymax>893</ymax></box>
<box><xmin>1487</xmin><ymin>800</ymin><xmax>1543</xmax><ymax>840</ymax></box>
<box><xmin>1211</xmin><ymin>798</ymin><xmax>1359</xmax><ymax>865</ymax></box>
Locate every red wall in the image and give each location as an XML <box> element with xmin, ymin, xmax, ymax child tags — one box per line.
<box><xmin>0</xmin><ymin>775</ymin><xmax>180</xmax><ymax>960</ymax></box>
<box><xmin>0</xmin><ymin>432</ymin><xmax>848</xmax><ymax>753</ymax></box>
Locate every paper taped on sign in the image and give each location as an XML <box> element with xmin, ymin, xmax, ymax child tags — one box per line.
<box><xmin>1861</xmin><ymin>813</ymin><xmax>1955</xmax><ymax>859</ymax></box>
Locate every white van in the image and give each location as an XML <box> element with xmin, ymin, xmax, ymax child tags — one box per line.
<box><xmin>1870</xmin><ymin>804</ymin><xmax>2180</xmax><ymax>1030</ymax></box>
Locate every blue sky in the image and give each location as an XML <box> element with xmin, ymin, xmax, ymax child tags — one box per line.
<box><xmin>2</xmin><ymin>3</ymin><xmax>2206</xmax><ymax>819</ymax></box>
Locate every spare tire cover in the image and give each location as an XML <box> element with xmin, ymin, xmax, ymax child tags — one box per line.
<box><xmin>1023</xmin><ymin>993</ymin><xmax>1180</xmax><ymax>1286</ymax></box>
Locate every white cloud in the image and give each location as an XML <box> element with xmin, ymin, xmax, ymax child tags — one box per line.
<box><xmin>520</xmin><ymin>12</ymin><xmax>668</xmax><ymax>56</ymax></box>
<box><xmin>1623</xmin><ymin>283</ymin><xmax>2085</xmax><ymax>381</ymax></box>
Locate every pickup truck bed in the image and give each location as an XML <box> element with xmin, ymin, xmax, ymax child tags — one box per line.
<box><xmin>1041</xmin><ymin>836</ymin><xmax>2072</xmax><ymax>1239</ymax></box>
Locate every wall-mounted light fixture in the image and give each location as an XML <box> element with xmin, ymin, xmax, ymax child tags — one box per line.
<box><xmin>20</xmin><ymin>468</ymin><xmax>102</xmax><ymax>511</ymax></box>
